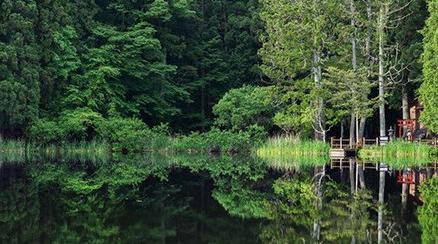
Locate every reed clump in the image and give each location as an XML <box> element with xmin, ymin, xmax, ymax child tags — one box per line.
<box><xmin>359</xmin><ymin>140</ymin><xmax>436</xmax><ymax>167</ymax></box>
<box><xmin>257</xmin><ymin>136</ymin><xmax>329</xmax><ymax>157</ymax></box>
<box><xmin>256</xmin><ymin>136</ymin><xmax>329</xmax><ymax>170</ymax></box>
<box><xmin>0</xmin><ymin>139</ymin><xmax>110</xmax><ymax>163</ymax></box>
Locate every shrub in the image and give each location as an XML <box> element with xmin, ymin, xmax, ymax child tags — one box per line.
<box><xmin>58</xmin><ymin>108</ymin><xmax>105</xmax><ymax>141</ymax></box>
<box><xmin>28</xmin><ymin>119</ymin><xmax>64</xmax><ymax>144</ymax></box>
<box><xmin>174</xmin><ymin>128</ymin><xmax>260</xmax><ymax>154</ymax></box>
<box><xmin>213</xmin><ymin>85</ymin><xmax>275</xmax><ymax>131</ymax></box>
<box><xmin>98</xmin><ymin>117</ymin><xmax>153</xmax><ymax>153</ymax></box>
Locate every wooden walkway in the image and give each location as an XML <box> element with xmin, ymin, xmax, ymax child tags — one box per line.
<box><xmin>329</xmin><ymin>137</ymin><xmax>379</xmax><ymax>157</ymax></box>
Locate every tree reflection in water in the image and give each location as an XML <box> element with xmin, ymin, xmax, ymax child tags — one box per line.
<box><xmin>0</xmin><ymin>154</ymin><xmax>435</xmax><ymax>243</ymax></box>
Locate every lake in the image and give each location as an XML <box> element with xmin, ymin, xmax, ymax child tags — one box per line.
<box><xmin>0</xmin><ymin>153</ymin><xmax>436</xmax><ymax>243</ymax></box>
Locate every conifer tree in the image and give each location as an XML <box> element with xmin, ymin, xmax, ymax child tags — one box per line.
<box><xmin>420</xmin><ymin>0</ymin><xmax>438</xmax><ymax>133</ymax></box>
<box><xmin>0</xmin><ymin>0</ymin><xmax>40</xmax><ymax>134</ymax></box>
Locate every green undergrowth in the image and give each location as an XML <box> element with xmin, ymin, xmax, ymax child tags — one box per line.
<box><xmin>260</xmin><ymin>154</ymin><xmax>328</xmax><ymax>171</ymax></box>
<box><xmin>22</xmin><ymin>116</ymin><xmax>268</xmax><ymax>154</ymax></box>
<box><xmin>418</xmin><ymin>177</ymin><xmax>438</xmax><ymax>243</ymax></box>
<box><xmin>1</xmin><ymin>126</ymin><xmax>266</xmax><ymax>158</ymax></box>
<box><xmin>257</xmin><ymin>136</ymin><xmax>329</xmax><ymax>157</ymax></box>
<box><xmin>359</xmin><ymin>140</ymin><xmax>437</xmax><ymax>167</ymax></box>
<box><xmin>172</xmin><ymin>126</ymin><xmax>266</xmax><ymax>154</ymax></box>
<box><xmin>0</xmin><ymin>139</ymin><xmax>110</xmax><ymax>163</ymax></box>
<box><xmin>256</xmin><ymin>136</ymin><xmax>329</xmax><ymax>171</ymax></box>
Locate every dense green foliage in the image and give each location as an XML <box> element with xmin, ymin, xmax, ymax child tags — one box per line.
<box><xmin>257</xmin><ymin>136</ymin><xmax>329</xmax><ymax>171</ymax></box>
<box><xmin>0</xmin><ymin>0</ymin><xmax>435</xmax><ymax>143</ymax></box>
<box><xmin>420</xmin><ymin>0</ymin><xmax>438</xmax><ymax>133</ymax></box>
<box><xmin>262</xmin><ymin>178</ymin><xmax>377</xmax><ymax>243</ymax></box>
<box><xmin>174</xmin><ymin>126</ymin><xmax>266</xmax><ymax>154</ymax></box>
<box><xmin>418</xmin><ymin>177</ymin><xmax>438</xmax><ymax>243</ymax></box>
<box><xmin>0</xmin><ymin>0</ymin><xmax>262</xmax><ymax>138</ymax></box>
<box><xmin>358</xmin><ymin>140</ymin><xmax>436</xmax><ymax>167</ymax></box>
<box><xmin>213</xmin><ymin>86</ymin><xmax>275</xmax><ymax>131</ymax></box>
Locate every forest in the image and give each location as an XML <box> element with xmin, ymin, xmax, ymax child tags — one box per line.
<box><xmin>1</xmin><ymin>1</ymin><xmax>438</xmax><ymax>243</ymax></box>
<box><xmin>0</xmin><ymin>0</ymin><xmax>437</xmax><ymax>146</ymax></box>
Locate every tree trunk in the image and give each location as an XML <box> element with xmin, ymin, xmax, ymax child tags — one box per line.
<box><xmin>351</xmin><ymin>0</ymin><xmax>358</xmax><ymax>70</ymax></box>
<box><xmin>401</xmin><ymin>169</ymin><xmax>408</xmax><ymax>212</ymax></box>
<box><xmin>358</xmin><ymin>0</ymin><xmax>373</xmax><ymax>141</ymax></box>
<box><xmin>366</xmin><ymin>0</ymin><xmax>372</xmax><ymax>67</ymax></box>
<box><xmin>358</xmin><ymin>164</ymin><xmax>365</xmax><ymax>188</ymax></box>
<box><xmin>313</xmin><ymin>51</ymin><xmax>324</xmax><ymax>141</ymax></box>
<box><xmin>349</xmin><ymin>159</ymin><xmax>355</xmax><ymax>194</ymax></box>
<box><xmin>341</xmin><ymin>119</ymin><xmax>345</xmax><ymax>138</ymax></box>
<box><xmin>402</xmin><ymin>84</ymin><xmax>409</xmax><ymax>136</ymax></box>
<box><xmin>358</xmin><ymin>118</ymin><xmax>366</xmax><ymax>141</ymax></box>
<box><xmin>312</xmin><ymin>165</ymin><xmax>324</xmax><ymax>242</ymax></box>
<box><xmin>378</xmin><ymin>4</ymin><xmax>388</xmax><ymax>137</ymax></box>
<box><xmin>349</xmin><ymin>0</ymin><xmax>357</xmax><ymax>146</ymax></box>
<box><xmin>378</xmin><ymin>170</ymin><xmax>386</xmax><ymax>244</ymax></box>
<box><xmin>350</xmin><ymin>114</ymin><xmax>356</xmax><ymax>147</ymax></box>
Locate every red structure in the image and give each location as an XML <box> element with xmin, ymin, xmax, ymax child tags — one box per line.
<box><xmin>397</xmin><ymin>170</ymin><xmax>415</xmax><ymax>184</ymax></box>
<box><xmin>397</xmin><ymin>119</ymin><xmax>416</xmax><ymax>139</ymax></box>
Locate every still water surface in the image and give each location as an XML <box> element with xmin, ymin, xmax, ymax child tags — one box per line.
<box><xmin>0</xmin><ymin>154</ymin><xmax>436</xmax><ymax>243</ymax></box>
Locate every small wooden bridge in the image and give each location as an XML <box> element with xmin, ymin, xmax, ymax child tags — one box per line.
<box><xmin>329</xmin><ymin>137</ymin><xmax>380</xmax><ymax>157</ymax></box>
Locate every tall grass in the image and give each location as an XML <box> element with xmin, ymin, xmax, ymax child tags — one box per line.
<box><xmin>359</xmin><ymin>140</ymin><xmax>437</xmax><ymax>167</ymax></box>
<box><xmin>257</xmin><ymin>136</ymin><xmax>329</xmax><ymax>157</ymax></box>
<box><xmin>0</xmin><ymin>139</ymin><xmax>110</xmax><ymax>163</ymax></box>
<box><xmin>256</xmin><ymin>136</ymin><xmax>329</xmax><ymax>171</ymax></box>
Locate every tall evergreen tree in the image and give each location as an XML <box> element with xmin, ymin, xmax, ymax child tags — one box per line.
<box><xmin>259</xmin><ymin>0</ymin><xmax>345</xmax><ymax>140</ymax></box>
<box><xmin>420</xmin><ymin>0</ymin><xmax>438</xmax><ymax>133</ymax></box>
<box><xmin>0</xmin><ymin>0</ymin><xmax>40</xmax><ymax>135</ymax></box>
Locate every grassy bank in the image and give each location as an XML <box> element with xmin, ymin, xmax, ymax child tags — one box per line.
<box><xmin>24</xmin><ymin>116</ymin><xmax>267</xmax><ymax>155</ymax></box>
<box><xmin>0</xmin><ymin>126</ymin><xmax>266</xmax><ymax>158</ymax></box>
<box><xmin>256</xmin><ymin>136</ymin><xmax>329</xmax><ymax>171</ymax></box>
<box><xmin>0</xmin><ymin>139</ymin><xmax>110</xmax><ymax>163</ymax></box>
<box><xmin>359</xmin><ymin>140</ymin><xmax>437</xmax><ymax>166</ymax></box>
<box><xmin>257</xmin><ymin>136</ymin><xmax>329</xmax><ymax>157</ymax></box>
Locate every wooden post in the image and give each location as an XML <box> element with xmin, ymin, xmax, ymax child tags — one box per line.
<box><xmin>376</xmin><ymin>137</ymin><xmax>379</xmax><ymax>146</ymax></box>
<box><xmin>340</xmin><ymin>138</ymin><xmax>343</xmax><ymax>148</ymax></box>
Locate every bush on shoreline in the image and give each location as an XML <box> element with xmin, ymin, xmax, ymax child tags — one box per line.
<box><xmin>17</xmin><ymin>117</ymin><xmax>268</xmax><ymax>154</ymax></box>
<box><xmin>173</xmin><ymin>126</ymin><xmax>267</xmax><ymax>154</ymax></box>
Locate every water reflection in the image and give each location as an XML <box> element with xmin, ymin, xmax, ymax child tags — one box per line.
<box><xmin>0</xmin><ymin>154</ymin><xmax>436</xmax><ymax>243</ymax></box>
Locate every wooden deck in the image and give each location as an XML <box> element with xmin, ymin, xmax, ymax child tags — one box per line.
<box><xmin>329</xmin><ymin>137</ymin><xmax>379</xmax><ymax>157</ymax></box>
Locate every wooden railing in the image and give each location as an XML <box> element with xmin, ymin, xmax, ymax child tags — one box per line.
<box><xmin>330</xmin><ymin>137</ymin><xmax>379</xmax><ymax>149</ymax></box>
<box><xmin>415</xmin><ymin>138</ymin><xmax>438</xmax><ymax>147</ymax></box>
<box><xmin>330</xmin><ymin>137</ymin><xmax>438</xmax><ymax>149</ymax></box>
<box><xmin>361</xmin><ymin>138</ymin><xmax>379</xmax><ymax>148</ymax></box>
<box><xmin>330</xmin><ymin>138</ymin><xmax>355</xmax><ymax>149</ymax></box>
